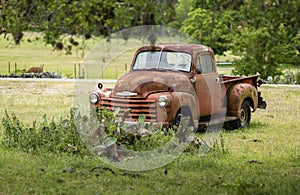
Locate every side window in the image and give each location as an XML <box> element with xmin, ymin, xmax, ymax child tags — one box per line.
<box><xmin>196</xmin><ymin>55</ymin><xmax>202</xmax><ymax>73</ymax></box>
<box><xmin>200</xmin><ymin>54</ymin><xmax>214</xmax><ymax>73</ymax></box>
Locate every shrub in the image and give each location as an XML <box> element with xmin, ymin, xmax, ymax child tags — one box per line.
<box><xmin>296</xmin><ymin>72</ymin><xmax>300</xmax><ymax>84</ymax></box>
<box><xmin>1</xmin><ymin>108</ymin><xmax>226</xmax><ymax>159</ymax></box>
<box><xmin>1</xmin><ymin>108</ymin><xmax>177</xmax><ymax>157</ymax></box>
<box><xmin>1</xmin><ymin>108</ymin><xmax>90</xmax><ymax>155</ymax></box>
<box><xmin>88</xmin><ymin>108</ymin><xmax>176</xmax><ymax>152</ymax></box>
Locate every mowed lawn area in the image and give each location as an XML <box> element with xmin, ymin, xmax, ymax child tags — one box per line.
<box><xmin>0</xmin><ymin>80</ymin><xmax>299</xmax><ymax>194</ymax></box>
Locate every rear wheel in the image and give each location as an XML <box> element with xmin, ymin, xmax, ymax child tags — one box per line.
<box><xmin>224</xmin><ymin>100</ymin><xmax>251</xmax><ymax>130</ymax></box>
<box><xmin>239</xmin><ymin>100</ymin><xmax>251</xmax><ymax>128</ymax></box>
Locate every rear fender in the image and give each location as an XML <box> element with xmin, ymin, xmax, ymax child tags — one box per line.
<box><xmin>226</xmin><ymin>83</ymin><xmax>258</xmax><ymax>118</ymax></box>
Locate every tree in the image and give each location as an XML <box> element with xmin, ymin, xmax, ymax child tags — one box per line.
<box><xmin>231</xmin><ymin>0</ymin><xmax>300</xmax><ymax>78</ymax></box>
<box><xmin>0</xmin><ymin>0</ymin><xmax>176</xmax><ymax>52</ymax></box>
<box><xmin>180</xmin><ymin>7</ymin><xmax>234</xmax><ymax>55</ymax></box>
<box><xmin>181</xmin><ymin>0</ymin><xmax>300</xmax><ymax>79</ymax></box>
<box><xmin>231</xmin><ymin>27</ymin><xmax>283</xmax><ymax>78</ymax></box>
<box><xmin>169</xmin><ymin>0</ymin><xmax>193</xmax><ymax>29</ymax></box>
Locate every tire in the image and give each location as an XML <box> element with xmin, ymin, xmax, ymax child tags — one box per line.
<box><xmin>172</xmin><ymin>108</ymin><xmax>196</xmax><ymax>142</ymax></box>
<box><xmin>172</xmin><ymin>111</ymin><xmax>182</xmax><ymax>127</ymax></box>
<box><xmin>172</xmin><ymin>107</ymin><xmax>194</xmax><ymax>128</ymax></box>
<box><xmin>224</xmin><ymin>100</ymin><xmax>251</xmax><ymax>130</ymax></box>
<box><xmin>239</xmin><ymin>100</ymin><xmax>251</xmax><ymax>128</ymax></box>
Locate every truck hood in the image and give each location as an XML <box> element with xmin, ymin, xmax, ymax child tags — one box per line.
<box><xmin>112</xmin><ymin>70</ymin><xmax>195</xmax><ymax>98</ymax></box>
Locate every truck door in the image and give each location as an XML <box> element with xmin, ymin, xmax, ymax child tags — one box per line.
<box><xmin>194</xmin><ymin>53</ymin><xmax>222</xmax><ymax>117</ymax></box>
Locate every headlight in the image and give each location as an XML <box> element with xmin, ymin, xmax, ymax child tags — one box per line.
<box><xmin>89</xmin><ymin>93</ymin><xmax>100</xmax><ymax>104</ymax></box>
<box><xmin>158</xmin><ymin>95</ymin><xmax>169</xmax><ymax>108</ymax></box>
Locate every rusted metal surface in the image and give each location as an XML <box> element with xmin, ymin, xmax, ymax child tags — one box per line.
<box><xmin>226</xmin><ymin>83</ymin><xmax>258</xmax><ymax>117</ymax></box>
<box><xmin>90</xmin><ymin>43</ymin><xmax>266</xmax><ymax>127</ymax></box>
<box><xmin>101</xmin><ymin>97</ymin><xmax>157</xmax><ymax>122</ymax></box>
<box><xmin>112</xmin><ymin>70</ymin><xmax>194</xmax><ymax>99</ymax></box>
<box><xmin>221</xmin><ymin>75</ymin><xmax>260</xmax><ymax>91</ymax></box>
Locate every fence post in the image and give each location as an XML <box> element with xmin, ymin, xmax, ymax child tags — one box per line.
<box><xmin>74</xmin><ymin>64</ymin><xmax>76</xmax><ymax>79</ymax></box>
<box><xmin>15</xmin><ymin>62</ymin><xmax>17</xmax><ymax>73</ymax></box>
<box><xmin>78</xmin><ymin>63</ymin><xmax>81</xmax><ymax>79</ymax></box>
<box><xmin>8</xmin><ymin>61</ymin><xmax>10</xmax><ymax>75</ymax></box>
<box><xmin>82</xmin><ymin>64</ymin><xmax>85</xmax><ymax>79</ymax></box>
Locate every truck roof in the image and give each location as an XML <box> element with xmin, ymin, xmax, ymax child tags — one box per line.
<box><xmin>136</xmin><ymin>43</ymin><xmax>213</xmax><ymax>55</ymax></box>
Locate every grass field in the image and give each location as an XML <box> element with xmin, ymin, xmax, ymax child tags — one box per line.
<box><xmin>0</xmin><ymin>80</ymin><xmax>299</xmax><ymax>194</ymax></box>
<box><xmin>0</xmin><ymin>33</ymin><xmax>98</xmax><ymax>78</ymax></box>
<box><xmin>1</xmin><ymin>33</ymin><xmax>237</xmax><ymax>79</ymax></box>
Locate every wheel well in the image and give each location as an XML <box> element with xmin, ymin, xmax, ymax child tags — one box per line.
<box><xmin>178</xmin><ymin>106</ymin><xmax>192</xmax><ymax>115</ymax></box>
<box><xmin>174</xmin><ymin>106</ymin><xmax>194</xmax><ymax>126</ymax></box>
<box><xmin>244</xmin><ymin>97</ymin><xmax>254</xmax><ymax>110</ymax></box>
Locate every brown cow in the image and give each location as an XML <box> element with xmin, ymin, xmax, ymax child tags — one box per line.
<box><xmin>27</xmin><ymin>65</ymin><xmax>43</xmax><ymax>73</ymax></box>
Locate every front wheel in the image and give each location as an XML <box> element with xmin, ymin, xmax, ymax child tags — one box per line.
<box><xmin>239</xmin><ymin>100</ymin><xmax>251</xmax><ymax>128</ymax></box>
<box><xmin>172</xmin><ymin>107</ymin><xmax>194</xmax><ymax>128</ymax></box>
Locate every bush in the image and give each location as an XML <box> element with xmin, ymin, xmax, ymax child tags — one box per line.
<box><xmin>271</xmin><ymin>71</ymin><xmax>297</xmax><ymax>84</ymax></box>
<box><xmin>1</xmin><ymin>108</ymin><xmax>177</xmax><ymax>157</ymax></box>
<box><xmin>1</xmin><ymin>108</ymin><xmax>90</xmax><ymax>155</ymax></box>
<box><xmin>296</xmin><ymin>72</ymin><xmax>300</xmax><ymax>84</ymax></box>
<box><xmin>88</xmin><ymin>108</ymin><xmax>176</xmax><ymax>152</ymax></box>
<box><xmin>1</xmin><ymin>108</ymin><xmax>224</xmax><ymax>160</ymax></box>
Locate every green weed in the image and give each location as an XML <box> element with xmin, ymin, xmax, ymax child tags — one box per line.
<box><xmin>1</xmin><ymin>107</ymin><xmax>187</xmax><ymax>158</ymax></box>
<box><xmin>1</xmin><ymin>108</ymin><xmax>89</xmax><ymax>155</ymax></box>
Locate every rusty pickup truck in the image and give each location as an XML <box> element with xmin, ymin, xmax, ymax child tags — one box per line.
<box><xmin>89</xmin><ymin>43</ymin><xmax>266</xmax><ymax>129</ymax></box>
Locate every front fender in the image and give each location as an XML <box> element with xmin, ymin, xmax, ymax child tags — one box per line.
<box><xmin>148</xmin><ymin>92</ymin><xmax>198</xmax><ymax>126</ymax></box>
<box><xmin>226</xmin><ymin>83</ymin><xmax>258</xmax><ymax>117</ymax></box>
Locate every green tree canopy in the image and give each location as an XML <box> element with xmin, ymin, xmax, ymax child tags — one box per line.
<box><xmin>231</xmin><ymin>0</ymin><xmax>300</xmax><ymax>78</ymax></box>
<box><xmin>1</xmin><ymin>0</ymin><xmax>300</xmax><ymax>78</ymax></box>
<box><xmin>0</xmin><ymin>0</ymin><xmax>176</xmax><ymax>50</ymax></box>
<box><xmin>180</xmin><ymin>0</ymin><xmax>300</xmax><ymax>78</ymax></box>
<box><xmin>180</xmin><ymin>7</ymin><xmax>234</xmax><ymax>55</ymax></box>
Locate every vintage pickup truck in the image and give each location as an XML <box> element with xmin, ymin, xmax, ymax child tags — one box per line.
<box><xmin>89</xmin><ymin>43</ymin><xmax>266</xmax><ymax>129</ymax></box>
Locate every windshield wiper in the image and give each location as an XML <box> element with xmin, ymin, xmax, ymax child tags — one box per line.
<box><xmin>156</xmin><ymin>49</ymin><xmax>163</xmax><ymax>69</ymax></box>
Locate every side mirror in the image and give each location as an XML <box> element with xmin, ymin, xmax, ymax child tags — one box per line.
<box><xmin>98</xmin><ymin>83</ymin><xmax>103</xmax><ymax>89</ymax></box>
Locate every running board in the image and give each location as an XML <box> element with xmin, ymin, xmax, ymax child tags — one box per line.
<box><xmin>198</xmin><ymin>116</ymin><xmax>239</xmax><ymax>127</ymax></box>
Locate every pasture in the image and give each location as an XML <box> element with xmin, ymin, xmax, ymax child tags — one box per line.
<box><xmin>0</xmin><ymin>33</ymin><xmax>236</xmax><ymax>79</ymax></box>
<box><xmin>0</xmin><ymin>80</ymin><xmax>299</xmax><ymax>194</ymax></box>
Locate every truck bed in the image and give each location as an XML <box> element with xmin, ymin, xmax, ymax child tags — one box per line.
<box><xmin>220</xmin><ymin>75</ymin><xmax>260</xmax><ymax>91</ymax></box>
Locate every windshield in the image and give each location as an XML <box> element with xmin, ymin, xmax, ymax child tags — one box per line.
<box><xmin>133</xmin><ymin>51</ymin><xmax>192</xmax><ymax>72</ymax></box>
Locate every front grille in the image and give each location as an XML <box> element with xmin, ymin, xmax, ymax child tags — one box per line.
<box><xmin>101</xmin><ymin>97</ymin><xmax>157</xmax><ymax>122</ymax></box>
